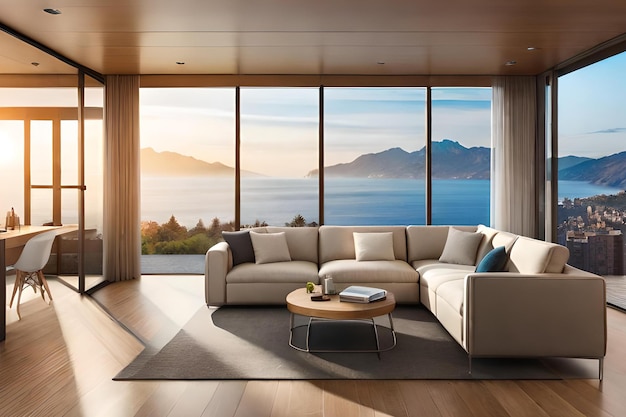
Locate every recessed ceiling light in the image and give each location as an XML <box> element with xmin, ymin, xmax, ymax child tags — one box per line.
<box><xmin>43</xmin><ymin>8</ymin><xmax>61</xmax><ymax>15</ymax></box>
<box><xmin>176</xmin><ymin>61</ymin><xmax>185</xmax><ymax>65</ymax></box>
<box><xmin>377</xmin><ymin>61</ymin><xmax>385</xmax><ymax>65</ymax></box>
<box><xmin>505</xmin><ymin>60</ymin><xmax>517</xmax><ymax>66</ymax></box>
<box><xmin>527</xmin><ymin>47</ymin><xmax>538</xmax><ymax>51</ymax></box>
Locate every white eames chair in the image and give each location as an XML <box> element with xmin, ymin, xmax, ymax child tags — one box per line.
<box><xmin>9</xmin><ymin>230</ymin><xmax>57</xmax><ymax>319</ymax></box>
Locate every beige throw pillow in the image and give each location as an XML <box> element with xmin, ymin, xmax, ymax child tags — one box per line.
<box><xmin>249</xmin><ymin>231</ymin><xmax>292</xmax><ymax>264</ymax></box>
<box><xmin>439</xmin><ymin>227</ymin><xmax>484</xmax><ymax>266</ymax></box>
<box><xmin>353</xmin><ymin>232</ymin><xmax>395</xmax><ymax>261</ymax></box>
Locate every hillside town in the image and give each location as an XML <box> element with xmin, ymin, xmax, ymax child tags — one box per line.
<box><xmin>558</xmin><ymin>193</ymin><xmax>626</xmax><ymax>275</ymax></box>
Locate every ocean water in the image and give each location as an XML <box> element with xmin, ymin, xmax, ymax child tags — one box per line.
<box><xmin>141</xmin><ymin>176</ymin><xmax>625</xmax><ymax>229</ymax></box>
<box><xmin>140</xmin><ymin>176</ymin><xmax>624</xmax><ymax>273</ymax></box>
<box><xmin>557</xmin><ymin>180</ymin><xmax>622</xmax><ymax>201</ymax></box>
<box><xmin>141</xmin><ymin>177</ymin><xmax>491</xmax><ymax>227</ymax></box>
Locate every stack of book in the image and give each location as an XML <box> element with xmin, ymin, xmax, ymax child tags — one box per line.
<box><xmin>339</xmin><ymin>285</ymin><xmax>387</xmax><ymax>303</ymax></box>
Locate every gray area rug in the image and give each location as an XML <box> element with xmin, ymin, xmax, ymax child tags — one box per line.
<box><xmin>115</xmin><ymin>305</ymin><xmax>598</xmax><ymax>380</ymax></box>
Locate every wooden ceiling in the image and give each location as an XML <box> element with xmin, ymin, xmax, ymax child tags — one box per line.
<box><xmin>1</xmin><ymin>0</ymin><xmax>625</xmax><ymax>76</ymax></box>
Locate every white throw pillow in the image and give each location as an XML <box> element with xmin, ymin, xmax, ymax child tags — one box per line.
<box><xmin>439</xmin><ymin>227</ymin><xmax>484</xmax><ymax>266</ymax></box>
<box><xmin>249</xmin><ymin>231</ymin><xmax>292</xmax><ymax>264</ymax></box>
<box><xmin>353</xmin><ymin>232</ymin><xmax>395</xmax><ymax>261</ymax></box>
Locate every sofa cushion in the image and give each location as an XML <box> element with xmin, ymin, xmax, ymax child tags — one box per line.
<box><xmin>319</xmin><ymin>226</ymin><xmax>408</xmax><ymax>263</ymax></box>
<box><xmin>419</xmin><ymin>267</ymin><xmax>468</xmax><ymax>314</ymax></box>
<box><xmin>437</xmin><ymin>279</ymin><xmax>465</xmax><ymax>315</ymax></box>
<box><xmin>413</xmin><ymin>260</ymin><xmax>475</xmax><ymax>276</ymax></box>
<box><xmin>222</xmin><ymin>230</ymin><xmax>255</xmax><ymax>266</ymax></box>
<box><xmin>508</xmin><ymin>236</ymin><xmax>570</xmax><ymax>274</ymax></box>
<box><xmin>227</xmin><ymin>261</ymin><xmax>319</xmax><ymax>283</ymax></box>
<box><xmin>319</xmin><ymin>259</ymin><xmax>419</xmax><ymax>283</ymax></box>
<box><xmin>249</xmin><ymin>231</ymin><xmax>292</xmax><ymax>264</ymax></box>
<box><xmin>475</xmin><ymin>246</ymin><xmax>508</xmax><ymax>272</ymax></box>
<box><xmin>353</xmin><ymin>232</ymin><xmax>395</xmax><ymax>261</ymax></box>
<box><xmin>265</xmin><ymin>226</ymin><xmax>319</xmax><ymax>263</ymax></box>
<box><xmin>438</xmin><ymin>227</ymin><xmax>484</xmax><ymax>266</ymax></box>
<box><xmin>492</xmin><ymin>230</ymin><xmax>519</xmax><ymax>251</ymax></box>
<box><xmin>406</xmin><ymin>225</ymin><xmax>476</xmax><ymax>263</ymax></box>
<box><xmin>419</xmin><ymin>267</ymin><xmax>472</xmax><ymax>292</ymax></box>
<box><xmin>475</xmin><ymin>224</ymin><xmax>499</xmax><ymax>262</ymax></box>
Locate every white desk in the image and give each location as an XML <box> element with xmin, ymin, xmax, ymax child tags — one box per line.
<box><xmin>1</xmin><ymin>225</ymin><xmax>78</xmax><ymax>341</ymax></box>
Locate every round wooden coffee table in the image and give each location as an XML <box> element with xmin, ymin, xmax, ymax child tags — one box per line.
<box><xmin>286</xmin><ymin>286</ymin><xmax>396</xmax><ymax>355</ymax></box>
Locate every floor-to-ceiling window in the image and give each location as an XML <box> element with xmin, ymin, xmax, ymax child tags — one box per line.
<box><xmin>139</xmin><ymin>88</ymin><xmax>236</xmax><ymax>274</ymax></box>
<box><xmin>557</xmin><ymin>51</ymin><xmax>626</xmax><ymax>275</ymax></box>
<box><xmin>240</xmin><ymin>87</ymin><xmax>319</xmax><ymax>227</ymax></box>
<box><xmin>431</xmin><ymin>87</ymin><xmax>492</xmax><ymax>226</ymax></box>
<box><xmin>138</xmin><ymin>83</ymin><xmax>494</xmax><ymax>273</ymax></box>
<box><xmin>324</xmin><ymin>87</ymin><xmax>426</xmax><ymax>225</ymax></box>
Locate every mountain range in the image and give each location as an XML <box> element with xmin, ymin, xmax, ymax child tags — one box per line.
<box><xmin>558</xmin><ymin>151</ymin><xmax>626</xmax><ymax>188</ymax></box>
<box><xmin>141</xmin><ymin>147</ymin><xmax>262</xmax><ymax>177</ymax></box>
<box><xmin>141</xmin><ymin>144</ymin><xmax>626</xmax><ymax>188</ymax></box>
<box><xmin>306</xmin><ymin>140</ymin><xmax>490</xmax><ymax>179</ymax></box>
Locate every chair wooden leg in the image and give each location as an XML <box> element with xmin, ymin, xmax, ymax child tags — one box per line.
<box><xmin>9</xmin><ymin>270</ymin><xmax>21</xmax><ymax>308</ymax></box>
<box><xmin>38</xmin><ymin>270</ymin><xmax>53</xmax><ymax>303</ymax></box>
<box><xmin>15</xmin><ymin>276</ymin><xmax>23</xmax><ymax>320</ymax></box>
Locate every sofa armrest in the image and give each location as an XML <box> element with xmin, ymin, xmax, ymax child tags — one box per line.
<box><xmin>464</xmin><ymin>272</ymin><xmax>606</xmax><ymax>359</ymax></box>
<box><xmin>205</xmin><ymin>241</ymin><xmax>232</xmax><ymax>306</ymax></box>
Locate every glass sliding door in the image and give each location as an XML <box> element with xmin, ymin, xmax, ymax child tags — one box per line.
<box><xmin>29</xmin><ymin>109</ymin><xmax>81</xmax><ymax>289</ymax></box>
<box><xmin>0</xmin><ymin>81</ymin><xmax>103</xmax><ymax>292</ymax></box>
<box><xmin>431</xmin><ymin>87</ymin><xmax>492</xmax><ymax>226</ymax></box>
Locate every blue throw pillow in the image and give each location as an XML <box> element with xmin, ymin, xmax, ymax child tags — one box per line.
<box><xmin>222</xmin><ymin>230</ymin><xmax>256</xmax><ymax>266</ymax></box>
<box><xmin>475</xmin><ymin>246</ymin><xmax>508</xmax><ymax>272</ymax></box>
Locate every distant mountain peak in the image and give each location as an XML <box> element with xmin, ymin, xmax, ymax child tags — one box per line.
<box><xmin>140</xmin><ymin>148</ymin><xmax>261</xmax><ymax>177</ymax></box>
<box><xmin>306</xmin><ymin>140</ymin><xmax>490</xmax><ymax>179</ymax></box>
<box><xmin>559</xmin><ymin>151</ymin><xmax>626</xmax><ymax>188</ymax></box>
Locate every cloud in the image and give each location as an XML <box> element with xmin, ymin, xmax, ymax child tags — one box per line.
<box><xmin>587</xmin><ymin>127</ymin><xmax>626</xmax><ymax>134</ymax></box>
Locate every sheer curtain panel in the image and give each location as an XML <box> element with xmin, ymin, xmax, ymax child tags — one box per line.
<box><xmin>103</xmin><ymin>75</ymin><xmax>141</xmax><ymax>281</ymax></box>
<box><xmin>491</xmin><ymin>76</ymin><xmax>537</xmax><ymax>237</ymax></box>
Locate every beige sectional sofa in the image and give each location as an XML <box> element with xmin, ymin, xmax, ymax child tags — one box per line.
<box><xmin>205</xmin><ymin>224</ymin><xmax>607</xmax><ymax>377</ymax></box>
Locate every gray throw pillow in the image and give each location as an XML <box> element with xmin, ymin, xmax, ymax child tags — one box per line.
<box><xmin>222</xmin><ymin>230</ymin><xmax>255</xmax><ymax>266</ymax></box>
<box><xmin>439</xmin><ymin>227</ymin><xmax>484</xmax><ymax>266</ymax></box>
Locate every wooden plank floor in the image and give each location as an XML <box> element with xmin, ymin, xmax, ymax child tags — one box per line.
<box><xmin>2</xmin><ymin>274</ymin><xmax>626</xmax><ymax>417</ymax></box>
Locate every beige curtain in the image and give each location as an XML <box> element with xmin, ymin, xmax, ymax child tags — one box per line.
<box><xmin>491</xmin><ymin>76</ymin><xmax>537</xmax><ymax>237</ymax></box>
<box><xmin>103</xmin><ymin>75</ymin><xmax>141</xmax><ymax>281</ymax></box>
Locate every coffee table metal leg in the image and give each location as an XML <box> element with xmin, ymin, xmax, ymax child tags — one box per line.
<box><xmin>288</xmin><ymin>313</ymin><xmax>397</xmax><ymax>354</ymax></box>
<box><xmin>370</xmin><ymin>318</ymin><xmax>381</xmax><ymax>358</ymax></box>
<box><xmin>289</xmin><ymin>313</ymin><xmax>295</xmax><ymax>349</ymax></box>
<box><xmin>388</xmin><ymin>312</ymin><xmax>397</xmax><ymax>349</ymax></box>
<box><xmin>305</xmin><ymin>317</ymin><xmax>313</xmax><ymax>352</ymax></box>
<box><xmin>288</xmin><ymin>313</ymin><xmax>314</xmax><ymax>353</ymax></box>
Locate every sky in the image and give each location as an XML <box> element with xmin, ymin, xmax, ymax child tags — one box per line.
<box><xmin>0</xmin><ymin>51</ymin><xmax>624</xmax><ymax>178</ymax></box>
<box><xmin>140</xmin><ymin>86</ymin><xmax>492</xmax><ymax>177</ymax></box>
<box><xmin>558</xmin><ymin>51</ymin><xmax>626</xmax><ymax>158</ymax></box>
